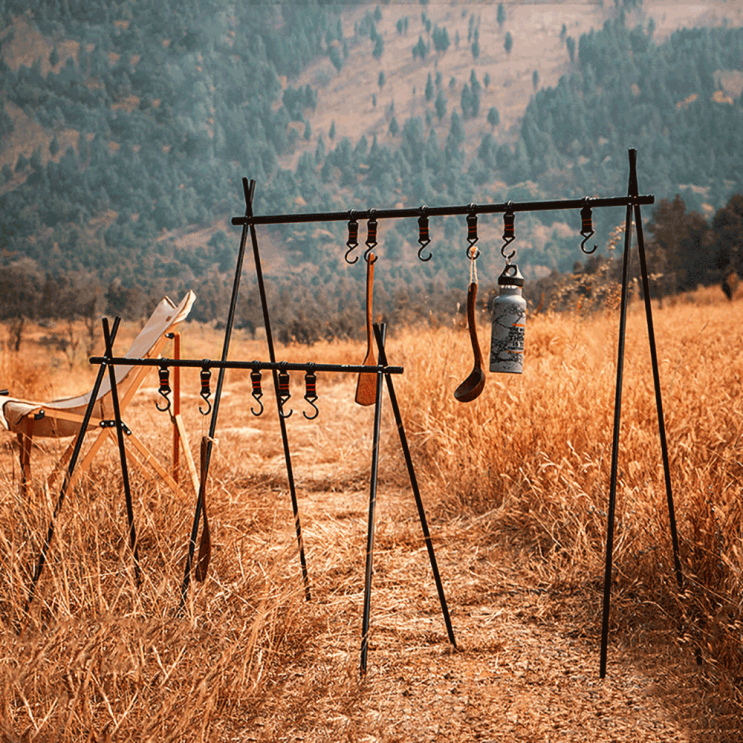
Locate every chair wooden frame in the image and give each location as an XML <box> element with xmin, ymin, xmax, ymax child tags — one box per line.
<box><xmin>3</xmin><ymin>293</ymin><xmax>199</xmax><ymax>502</ymax></box>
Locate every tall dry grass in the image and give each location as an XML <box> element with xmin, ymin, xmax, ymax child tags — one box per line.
<box><xmin>0</xmin><ymin>286</ymin><xmax>741</xmax><ymax>739</ymax></box>
<box><xmin>392</xmin><ymin>285</ymin><xmax>743</xmax><ymax>692</ymax></box>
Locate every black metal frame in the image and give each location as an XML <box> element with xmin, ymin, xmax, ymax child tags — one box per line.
<box><xmin>21</xmin><ymin>148</ymin><xmax>680</xmax><ymax>679</ymax></box>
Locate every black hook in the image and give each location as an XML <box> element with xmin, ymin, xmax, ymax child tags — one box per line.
<box><xmin>199</xmin><ymin>363</ymin><xmax>212</xmax><ymax>416</ymax></box>
<box><xmin>250</xmin><ymin>367</ymin><xmax>264</xmax><ymax>417</ymax></box>
<box><xmin>156</xmin><ymin>365</ymin><xmax>171</xmax><ymax>413</ymax></box>
<box><xmin>303</xmin><ymin>367</ymin><xmax>319</xmax><ymax>420</ymax></box>
<box><xmin>502</xmin><ymin>204</ymin><xmax>516</xmax><ymax>263</ymax></box>
<box><xmin>580</xmin><ymin>203</ymin><xmax>598</xmax><ymax>254</ymax></box>
<box><xmin>363</xmin><ymin>210</ymin><xmax>378</xmax><ymax>264</ymax></box>
<box><xmin>417</xmin><ymin>207</ymin><xmax>432</xmax><ymax>262</ymax></box>
<box><xmin>466</xmin><ymin>205</ymin><xmax>480</xmax><ymax>260</ymax></box>
<box><xmin>345</xmin><ymin>211</ymin><xmax>359</xmax><ymax>265</ymax></box>
<box><xmin>278</xmin><ymin>366</ymin><xmax>292</xmax><ymax>419</ymax></box>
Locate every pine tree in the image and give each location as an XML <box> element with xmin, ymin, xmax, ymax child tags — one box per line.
<box><xmin>425</xmin><ymin>72</ymin><xmax>434</xmax><ymax>101</ymax></box>
<box><xmin>504</xmin><ymin>32</ymin><xmax>513</xmax><ymax>55</ymax></box>
<box><xmin>373</xmin><ymin>35</ymin><xmax>384</xmax><ymax>59</ymax></box>
<box><xmin>435</xmin><ymin>89</ymin><xmax>446</xmax><ymax>120</ymax></box>
<box><xmin>497</xmin><ymin>3</ymin><xmax>506</xmax><ymax>28</ymax></box>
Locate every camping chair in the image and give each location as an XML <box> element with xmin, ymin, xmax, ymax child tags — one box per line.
<box><xmin>0</xmin><ymin>291</ymin><xmax>199</xmax><ymax>500</ymax></box>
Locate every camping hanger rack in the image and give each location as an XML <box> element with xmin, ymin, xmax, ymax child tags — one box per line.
<box><xmin>22</xmin><ymin>148</ymin><xmax>681</xmax><ymax>680</ymax></box>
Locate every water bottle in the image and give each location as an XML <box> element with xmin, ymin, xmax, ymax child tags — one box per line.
<box><xmin>490</xmin><ymin>263</ymin><xmax>526</xmax><ymax>374</ymax></box>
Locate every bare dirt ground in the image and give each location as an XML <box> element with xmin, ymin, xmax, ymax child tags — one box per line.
<box><xmin>180</xmin><ymin>340</ymin><xmax>734</xmax><ymax>742</ymax></box>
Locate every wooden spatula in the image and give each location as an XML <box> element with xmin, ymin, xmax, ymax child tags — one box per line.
<box><xmin>355</xmin><ymin>257</ymin><xmax>377</xmax><ymax>406</ymax></box>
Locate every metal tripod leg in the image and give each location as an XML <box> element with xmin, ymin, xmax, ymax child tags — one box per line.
<box><xmin>24</xmin><ymin>318</ymin><xmax>122</xmax><ymax>616</ymax></box>
<box><xmin>373</xmin><ymin>323</ymin><xmax>456</xmax><ymax>649</ymax></box>
<box><xmin>360</xmin><ymin>324</ymin><xmax>387</xmax><ymax>675</ymax></box>
<box><xmin>103</xmin><ymin>318</ymin><xmax>141</xmax><ymax>586</ymax></box>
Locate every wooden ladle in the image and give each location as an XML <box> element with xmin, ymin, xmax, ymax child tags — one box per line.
<box><xmin>454</xmin><ymin>282</ymin><xmax>485</xmax><ymax>403</ymax></box>
<box><xmin>355</xmin><ymin>257</ymin><xmax>378</xmax><ymax>406</ymax></box>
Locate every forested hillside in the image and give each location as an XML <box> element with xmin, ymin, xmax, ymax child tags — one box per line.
<box><xmin>1</xmin><ymin>0</ymin><xmax>742</xmax><ymax>339</ymax></box>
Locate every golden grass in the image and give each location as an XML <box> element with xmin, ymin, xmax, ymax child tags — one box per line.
<box><xmin>0</xmin><ymin>287</ymin><xmax>742</xmax><ymax>741</ymax></box>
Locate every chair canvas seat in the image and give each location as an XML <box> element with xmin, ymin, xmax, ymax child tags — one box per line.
<box><xmin>1</xmin><ymin>292</ymin><xmax>195</xmax><ymax>438</ymax></box>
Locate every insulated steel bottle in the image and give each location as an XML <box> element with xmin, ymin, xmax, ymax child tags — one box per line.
<box><xmin>489</xmin><ymin>263</ymin><xmax>526</xmax><ymax>374</ymax></box>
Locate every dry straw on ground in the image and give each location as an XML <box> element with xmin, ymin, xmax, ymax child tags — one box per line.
<box><xmin>1</xmin><ymin>286</ymin><xmax>741</xmax><ymax>741</ymax></box>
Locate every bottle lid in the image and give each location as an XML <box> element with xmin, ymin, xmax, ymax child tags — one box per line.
<box><xmin>498</xmin><ymin>263</ymin><xmax>524</xmax><ymax>287</ymax></box>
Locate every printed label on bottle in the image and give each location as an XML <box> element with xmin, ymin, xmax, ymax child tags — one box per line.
<box><xmin>490</xmin><ymin>302</ymin><xmax>526</xmax><ymax>374</ymax></box>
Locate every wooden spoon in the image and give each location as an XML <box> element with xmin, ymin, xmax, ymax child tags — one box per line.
<box><xmin>355</xmin><ymin>257</ymin><xmax>378</xmax><ymax>406</ymax></box>
<box><xmin>454</xmin><ymin>282</ymin><xmax>486</xmax><ymax>403</ymax></box>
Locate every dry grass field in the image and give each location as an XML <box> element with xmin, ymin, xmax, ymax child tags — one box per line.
<box><xmin>1</xmin><ymin>285</ymin><xmax>742</xmax><ymax>741</ymax></box>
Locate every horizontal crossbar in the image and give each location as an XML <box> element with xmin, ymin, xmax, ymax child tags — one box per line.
<box><xmin>89</xmin><ymin>357</ymin><xmax>404</xmax><ymax>375</ymax></box>
<box><xmin>232</xmin><ymin>194</ymin><xmax>654</xmax><ymax>227</ymax></box>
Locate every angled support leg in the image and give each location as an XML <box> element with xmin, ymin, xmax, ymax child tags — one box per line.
<box><xmin>599</xmin><ymin>160</ymin><xmax>635</xmax><ymax>678</ymax></box>
<box><xmin>599</xmin><ymin>149</ymin><xmax>683</xmax><ymax>678</ymax></box>
<box><xmin>103</xmin><ymin>318</ymin><xmax>141</xmax><ymax>586</ymax></box>
<box><xmin>373</xmin><ymin>323</ymin><xmax>456</xmax><ymax>649</ymax></box>
<box><xmin>360</xmin><ymin>324</ymin><xmax>387</xmax><ymax>675</ymax></box>
<box><xmin>631</xmin><ymin>154</ymin><xmax>683</xmax><ymax>591</ymax></box>
<box><xmin>245</xmin><ymin>178</ymin><xmax>310</xmax><ymax>600</ymax></box>
<box><xmin>24</xmin><ymin>318</ymin><xmax>122</xmax><ymax>616</ymax></box>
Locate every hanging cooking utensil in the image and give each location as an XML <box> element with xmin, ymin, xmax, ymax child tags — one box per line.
<box><xmin>355</xmin><ymin>253</ymin><xmax>377</xmax><ymax>406</ymax></box>
<box><xmin>356</xmin><ymin>214</ymin><xmax>378</xmax><ymax>406</ymax></box>
<box><xmin>454</xmin><ymin>215</ymin><xmax>485</xmax><ymax>403</ymax></box>
<box><xmin>454</xmin><ymin>281</ymin><xmax>486</xmax><ymax>402</ymax></box>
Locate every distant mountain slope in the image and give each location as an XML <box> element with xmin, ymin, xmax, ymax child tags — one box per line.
<box><xmin>0</xmin><ymin>0</ymin><xmax>742</xmax><ymax>325</ymax></box>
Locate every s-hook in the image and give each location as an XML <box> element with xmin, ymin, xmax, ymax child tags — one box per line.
<box><xmin>346</xmin><ymin>211</ymin><xmax>360</xmax><ymax>265</ymax></box>
<box><xmin>363</xmin><ymin>209</ymin><xmax>378</xmax><ymax>264</ymax></box>
<box><xmin>417</xmin><ymin>206</ymin><xmax>432</xmax><ymax>262</ymax></box>
<box><xmin>303</xmin><ymin>366</ymin><xmax>319</xmax><ymax>420</ymax></box>
<box><xmin>502</xmin><ymin>204</ymin><xmax>516</xmax><ymax>264</ymax></box>
<box><xmin>199</xmin><ymin>363</ymin><xmax>212</xmax><ymax>416</ymax></box>
<box><xmin>580</xmin><ymin>202</ymin><xmax>598</xmax><ymax>254</ymax></box>
<box><xmin>278</xmin><ymin>365</ymin><xmax>292</xmax><ymax>418</ymax></box>
<box><xmin>156</xmin><ymin>364</ymin><xmax>172</xmax><ymax>413</ymax></box>
<box><xmin>250</xmin><ymin>367</ymin><xmax>264</xmax><ymax>416</ymax></box>
<box><xmin>466</xmin><ymin>205</ymin><xmax>480</xmax><ymax>260</ymax></box>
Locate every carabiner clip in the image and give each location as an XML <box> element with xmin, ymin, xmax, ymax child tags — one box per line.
<box><xmin>278</xmin><ymin>366</ymin><xmax>292</xmax><ymax>419</ymax></box>
<box><xmin>156</xmin><ymin>365</ymin><xmax>171</xmax><ymax>413</ymax></box>
<box><xmin>250</xmin><ymin>367</ymin><xmax>264</xmax><ymax>417</ymax></box>
<box><xmin>303</xmin><ymin>368</ymin><xmax>319</xmax><ymax>420</ymax></box>
<box><xmin>199</xmin><ymin>364</ymin><xmax>212</xmax><ymax>416</ymax></box>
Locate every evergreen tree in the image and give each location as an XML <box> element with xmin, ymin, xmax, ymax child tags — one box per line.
<box><xmin>566</xmin><ymin>36</ymin><xmax>575</xmax><ymax>62</ymax></box>
<box><xmin>425</xmin><ymin>72</ymin><xmax>434</xmax><ymax>101</ymax></box>
<box><xmin>373</xmin><ymin>35</ymin><xmax>384</xmax><ymax>59</ymax></box>
<box><xmin>504</xmin><ymin>32</ymin><xmax>513</xmax><ymax>54</ymax></box>
<box><xmin>378</xmin><ymin>70</ymin><xmax>386</xmax><ymax>89</ymax></box>
<box><xmin>497</xmin><ymin>3</ymin><xmax>506</xmax><ymax>28</ymax></box>
<box><xmin>435</xmin><ymin>89</ymin><xmax>447</xmax><ymax>120</ymax></box>
<box><xmin>487</xmin><ymin>106</ymin><xmax>500</xmax><ymax>127</ymax></box>
<box><xmin>412</xmin><ymin>35</ymin><xmax>428</xmax><ymax>59</ymax></box>
<box><xmin>388</xmin><ymin>115</ymin><xmax>399</xmax><ymax>136</ymax></box>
